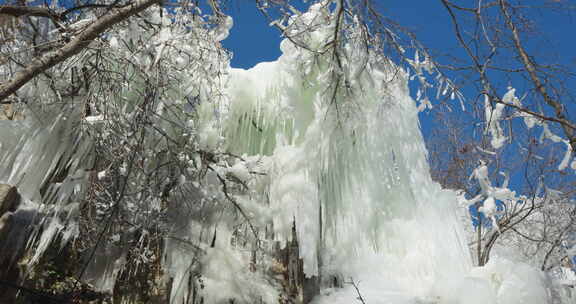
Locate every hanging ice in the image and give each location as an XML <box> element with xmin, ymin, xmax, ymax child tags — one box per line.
<box><xmin>219</xmin><ymin>3</ymin><xmax>549</xmax><ymax>303</ymax></box>
<box><xmin>224</xmin><ymin>46</ymin><xmax>473</xmax><ymax>304</ymax></box>
<box><xmin>0</xmin><ymin>106</ymin><xmax>92</xmax><ymax>277</ymax></box>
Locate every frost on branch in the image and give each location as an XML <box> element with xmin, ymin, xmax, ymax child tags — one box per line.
<box><xmin>493</xmin><ymin>86</ymin><xmax>574</xmax><ymax>171</ymax></box>
<box><xmin>484</xmin><ymin>95</ymin><xmax>508</xmax><ymax>150</ymax></box>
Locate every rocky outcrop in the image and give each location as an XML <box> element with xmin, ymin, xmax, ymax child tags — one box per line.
<box><xmin>0</xmin><ymin>183</ymin><xmax>21</xmax><ymax>215</ymax></box>
<box><xmin>0</xmin><ymin>184</ymin><xmax>22</xmax><ymax>258</ymax></box>
<box><xmin>274</xmin><ymin>222</ymin><xmax>320</xmax><ymax>304</ymax></box>
<box><xmin>0</xmin><ymin>104</ymin><xmax>24</xmax><ymax>120</ymax></box>
<box><xmin>0</xmin><ymin>184</ymin><xmax>22</xmax><ymax>303</ymax></box>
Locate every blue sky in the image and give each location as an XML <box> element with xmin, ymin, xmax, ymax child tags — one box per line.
<box><xmin>221</xmin><ymin>1</ymin><xmax>576</xmax><ymax>218</ymax></box>
<box><xmin>223</xmin><ymin>2</ymin><xmax>575</xmax><ymax>70</ymax></box>
<box><xmin>221</xmin><ymin>3</ymin><xmax>282</xmax><ymax>68</ymax></box>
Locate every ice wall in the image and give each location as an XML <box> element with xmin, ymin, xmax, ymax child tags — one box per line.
<box><xmin>0</xmin><ymin>2</ymin><xmax>553</xmax><ymax>303</ymax></box>
<box><xmin>222</xmin><ymin>3</ymin><xmax>549</xmax><ymax>304</ymax></box>
<box><xmin>225</xmin><ymin>47</ymin><xmax>470</xmax><ymax>304</ymax></box>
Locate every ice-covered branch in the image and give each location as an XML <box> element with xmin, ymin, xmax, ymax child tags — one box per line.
<box><xmin>0</xmin><ymin>0</ymin><xmax>161</xmax><ymax>102</ymax></box>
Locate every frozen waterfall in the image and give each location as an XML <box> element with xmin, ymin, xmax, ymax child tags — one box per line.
<box><xmin>0</xmin><ymin>2</ymin><xmax>552</xmax><ymax>304</ymax></box>
<box><xmin>223</xmin><ymin>21</ymin><xmax>473</xmax><ymax>304</ymax></box>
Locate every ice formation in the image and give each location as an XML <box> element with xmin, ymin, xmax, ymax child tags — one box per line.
<box><xmin>0</xmin><ymin>106</ymin><xmax>93</xmax><ymax>275</ymax></box>
<box><xmin>218</xmin><ymin>3</ymin><xmax>547</xmax><ymax>304</ymax></box>
<box><xmin>224</xmin><ymin>37</ymin><xmax>473</xmax><ymax>303</ymax></box>
<box><xmin>218</xmin><ymin>3</ymin><xmax>551</xmax><ymax>303</ymax></box>
<box><xmin>0</xmin><ymin>2</ymin><xmax>557</xmax><ymax>304</ymax></box>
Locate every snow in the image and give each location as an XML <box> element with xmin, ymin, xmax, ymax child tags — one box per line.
<box><xmin>557</xmin><ymin>266</ymin><xmax>576</xmax><ymax>286</ymax></box>
<box><xmin>502</xmin><ymin>87</ymin><xmax>520</xmax><ymax>106</ymax></box>
<box><xmin>84</xmin><ymin>114</ymin><xmax>105</xmax><ymax>124</ymax></box>
<box><xmin>485</xmin><ymin>95</ymin><xmax>507</xmax><ymax>149</ymax></box>
<box><xmin>539</xmin><ymin>123</ymin><xmax>573</xmax><ymax>170</ymax></box>
<box><xmin>480</xmin><ymin>197</ymin><xmax>498</xmax><ymax>227</ymax></box>
<box><xmin>471</xmin><ymin>161</ymin><xmax>491</xmax><ymax>194</ymax></box>
<box><xmin>213</xmin><ymin>16</ymin><xmax>233</xmax><ymax>42</ymax></box>
<box><xmin>559</xmin><ymin>141</ymin><xmax>573</xmax><ymax>171</ymax></box>
<box><xmin>500</xmin><ymin>86</ymin><xmax>574</xmax><ymax>171</ymax></box>
<box><xmin>198</xmin><ymin>122</ymin><xmax>221</xmax><ymax>150</ymax></box>
<box><xmin>97</xmin><ymin>170</ymin><xmax>107</xmax><ymax>180</ymax></box>
<box><xmin>468</xmin><ymin>255</ymin><xmax>549</xmax><ymax>304</ymax></box>
<box><xmin>227</xmin><ymin>161</ymin><xmax>251</xmax><ymax>182</ymax></box>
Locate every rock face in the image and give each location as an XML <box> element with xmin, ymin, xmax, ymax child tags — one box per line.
<box><xmin>0</xmin><ymin>184</ymin><xmax>22</xmax><ymax>303</ymax></box>
<box><xmin>0</xmin><ymin>184</ymin><xmax>21</xmax><ymax>216</ymax></box>
<box><xmin>0</xmin><ymin>104</ymin><xmax>24</xmax><ymax>120</ymax></box>
<box><xmin>274</xmin><ymin>223</ymin><xmax>320</xmax><ymax>304</ymax></box>
<box><xmin>0</xmin><ymin>184</ymin><xmax>21</xmax><ymax>250</ymax></box>
<box><xmin>0</xmin><ymin>104</ymin><xmax>12</xmax><ymax>120</ymax></box>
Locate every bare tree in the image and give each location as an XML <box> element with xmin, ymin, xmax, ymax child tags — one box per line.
<box><xmin>426</xmin><ymin>0</ymin><xmax>576</xmax><ymax>270</ymax></box>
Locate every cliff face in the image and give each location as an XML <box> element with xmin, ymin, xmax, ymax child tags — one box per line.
<box><xmin>0</xmin><ymin>184</ymin><xmax>22</xmax><ymax>302</ymax></box>
<box><xmin>0</xmin><ymin>184</ymin><xmax>20</xmax><ymax>215</ymax></box>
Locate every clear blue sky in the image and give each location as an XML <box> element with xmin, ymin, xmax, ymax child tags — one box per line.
<box><xmin>223</xmin><ymin>2</ymin><xmax>576</xmax><ymax>71</ymax></box>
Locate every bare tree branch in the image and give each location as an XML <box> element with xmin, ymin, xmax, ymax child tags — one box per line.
<box><xmin>443</xmin><ymin>0</ymin><xmax>498</xmax><ymax>13</ymax></box>
<box><xmin>498</xmin><ymin>0</ymin><xmax>576</xmax><ymax>151</ymax></box>
<box><xmin>0</xmin><ymin>0</ymin><xmax>161</xmax><ymax>102</ymax></box>
<box><xmin>0</xmin><ymin>5</ymin><xmax>59</xmax><ymax>19</ymax></box>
